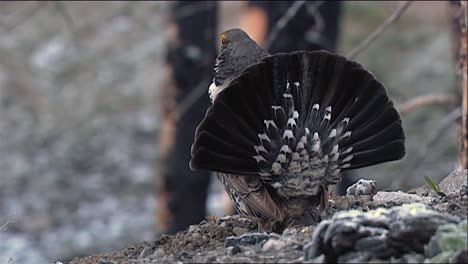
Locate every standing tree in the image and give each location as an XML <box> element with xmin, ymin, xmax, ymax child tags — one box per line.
<box><xmin>450</xmin><ymin>1</ymin><xmax>467</xmax><ymax>170</ymax></box>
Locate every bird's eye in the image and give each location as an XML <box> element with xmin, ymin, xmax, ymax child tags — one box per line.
<box><xmin>221</xmin><ymin>34</ymin><xmax>227</xmax><ymax>45</ymax></box>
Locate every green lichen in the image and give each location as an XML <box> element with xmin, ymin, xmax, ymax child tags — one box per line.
<box><xmin>426</xmin><ymin>220</ymin><xmax>468</xmax><ymax>263</ymax></box>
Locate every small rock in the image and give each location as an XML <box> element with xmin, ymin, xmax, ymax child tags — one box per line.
<box><xmin>225</xmin><ymin>232</ymin><xmax>270</xmax><ymax>247</ymax></box>
<box><xmin>262</xmin><ymin>239</ymin><xmax>286</xmax><ymax>252</ymax></box>
<box><xmin>187</xmin><ymin>225</ymin><xmax>199</xmax><ymax>234</ymax></box>
<box><xmin>269</xmin><ymin>232</ymin><xmax>281</xmax><ymax>239</ymax></box>
<box><xmin>346</xmin><ymin>179</ymin><xmax>377</xmax><ymax>196</ymax></box>
<box><xmin>226</xmin><ymin>245</ymin><xmax>241</xmax><ymax>255</ymax></box>
<box><xmin>305</xmin><ymin>254</ymin><xmax>325</xmax><ymax>263</ymax></box>
<box><xmin>138</xmin><ymin>246</ymin><xmax>153</xmax><ymax>259</ymax></box>
<box><xmin>175</xmin><ymin>251</ymin><xmax>192</xmax><ymax>260</ymax></box>
<box><xmin>401</xmin><ymin>253</ymin><xmax>425</xmax><ymax>263</ymax></box>
<box><xmin>219</xmin><ymin>215</ymin><xmax>232</xmax><ymax>221</ymax></box>
<box><xmin>232</xmin><ymin>227</ymin><xmax>248</xmax><ymax>236</ymax></box>
<box><xmin>148</xmin><ymin>248</ymin><xmax>165</xmax><ymax>258</ymax></box>
<box><xmin>98</xmin><ymin>259</ymin><xmax>117</xmax><ymax>264</ymax></box>
<box><xmin>448</xmin><ymin>203</ymin><xmax>459</xmax><ymax>210</ymax></box>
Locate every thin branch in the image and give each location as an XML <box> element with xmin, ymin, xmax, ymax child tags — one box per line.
<box><xmin>346</xmin><ymin>1</ymin><xmax>412</xmax><ymax>59</ymax></box>
<box><xmin>303</xmin><ymin>1</ymin><xmax>332</xmax><ymax>49</ymax></box>
<box><xmin>398</xmin><ymin>94</ymin><xmax>456</xmax><ymax>116</ymax></box>
<box><xmin>306</xmin><ymin>1</ymin><xmax>325</xmax><ymax>32</ymax></box>
<box><xmin>263</xmin><ymin>1</ymin><xmax>318</xmax><ymax>50</ymax></box>
<box><xmin>53</xmin><ymin>1</ymin><xmax>75</xmax><ymax>34</ymax></box>
<box><xmin>172</xmin><ymin>1</ymin><xmax>217</xmax><ymax>20</ymax></box>
<box><xmin>411</xmin><ymin>107</ymin><xmax>462</xmax><ymax>176</ymax></box>
<box><xmin>0</xmin><ymin>216</ymin><xmax>20</xmax><ymax>231</ymax></box>
<box><xmin>173</xmin><ymin>78</ymin><xmax>211</xmax><ymax>122</ymax></box>
<box><xmin>426</xmin><ymin>107</ymin><xmax>462</xmax><ymax>147</ymax></box>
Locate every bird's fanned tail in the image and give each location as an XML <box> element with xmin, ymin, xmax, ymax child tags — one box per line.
<box><xmin>191</xmin><ymin>51</ymin><xmax>405</xmax><ymax>183</ymax></box>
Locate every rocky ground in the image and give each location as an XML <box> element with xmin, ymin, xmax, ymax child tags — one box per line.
<box><xmin>69</xmin><ymin>170</ymin><xmax>467</xmax><ymax>264</ymax></box>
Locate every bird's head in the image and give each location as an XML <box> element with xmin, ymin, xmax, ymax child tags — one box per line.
<box><xmin>209</xmin><ymin>29</ymin><xmax>269</xmax><ymax>102</ymax></box>
<box><xmin>216</xmin><ymin>29</ymin><xmax>267</xmax><ymax>66</ymax></box>
<box><xmin>219</xmin><ymin>28</ymin><xmax>253</xmax><ymax>50</ymax></box>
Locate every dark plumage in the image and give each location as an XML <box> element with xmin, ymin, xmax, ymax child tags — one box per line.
<box><xmin>192</xmin><ymin>28</ymin><xmax>406</xmax><ymax>232</ymax></box>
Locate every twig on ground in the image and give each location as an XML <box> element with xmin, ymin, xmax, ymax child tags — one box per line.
<box><xmin>398</xmin><ymin>94</ymin><xmax>456</xmax><ymax>116</ymax></box>
<box><xmin>346</xmin><ymin>1</ymin><xmax>412</xmax><ymax>59</ymax></box>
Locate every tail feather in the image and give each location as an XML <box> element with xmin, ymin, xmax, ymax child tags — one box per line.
<box><xmin>192</xmin><ymin>110</ymin><xmax>253</xmax><ymax>154</ymax></box>
<box><xmin>191</xmin><ymin>50</ymin><xmax>406</xmax><ymax>182</ymax></box>
<box><xmin>346</xmin><ymin>121</ymin><xmax>404</xmax><ymax>155</ymax></box>
<box><xmin>345</xmin><ymin>105</ymin><xmax>400</xmax><ymax>147</ymax></box>
<box><xmin>191</xmin><ymin>147</ymin><xmax>258</xmax><ymax>174</ymax></box>
<box><xmin>343</xmin><ymin>140</ymin><xmax>405</xmax><ymax>170</ymax></box>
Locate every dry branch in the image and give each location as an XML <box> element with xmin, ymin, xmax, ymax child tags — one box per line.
<box><xmin>398</xmin><ymin>94</ymin><xmax>456</xmax><ymax>117</ymax></box>
<box><xmin>173</xmin><ymin>78</ymin><xmax>211</xmax><ymax>122</ymax></box>
<box><xmin>0</xmin><ymin>216</ymin><xmax>20</xmax><ymax>231</ymax></box>
<box><xmin>0</xmin><ymin>2</ymin><xmax>43</xmax><ymax>32</ymax></box>
<box><xmin>346</xmin><ymin>1</ymin><xmax>412</xmax><ymax>59</ymax></box>
<box><xmin>411</xmin><ymin>107</ymin><xmax>462</xmax><ymax>177</ymax></box>
<box><xmin>263</xmin><ymin>1</ymin><xmax>318</xmax><ymax>50</ymax></box>
<box><xmin>53</xmin><ymin>1</ymin><xmax>75</xmax><ymax>34</ymax></box>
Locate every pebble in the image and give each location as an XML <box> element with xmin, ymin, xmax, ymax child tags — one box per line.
<box><xmin>232</xmin><ymin>227</ymin><xmax>248</xmax><ymax>236</ymax></box>
<box><xmin>226</xmin><ymin>246</ymin><xmax>241</xmax><ymax>255</ymax></box>
<box><xmin>98</xmin><ymin>259</ymin><xmax>117</xmax><ymax>264</ymax></box>
<box><xmin>262</xmin><ymin>239</ymin><xmax>286</xmax><ymax>252</ymax></box>
<box><xmin>225</xmin><ymin>232</ymin><xmax>270</xmax><ymax>247</ymax></box>
<box><xmin>188</xmin><ymin>225</ymin><xmax>199</xmax><ymax>234</ymax></box>
<box><xmin>138</xmin><ymin>246</ymin><xmax>153</xmax><ymax>259</ymax></box>
<box><xmin>148</xmin><ymin>248</ymin><xmax>165</xmax><ymax>259</ymax></box>
<box><xmin>346</xmin><ymin>179</ymin><xmax>377</xmax><ymax>196</ymax></box>
<box><xmin>439</xmin><ymin>170</ymin><xmax>467</xmax><ymax>195</ymax></box>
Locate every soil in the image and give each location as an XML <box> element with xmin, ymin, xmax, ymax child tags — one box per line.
<box><xmin>69</xmin><ymin>179</ymin><xmax>468</xmax><ymax>264</ymax></box>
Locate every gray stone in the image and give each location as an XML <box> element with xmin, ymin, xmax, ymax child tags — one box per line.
<box><xmin>372</xmin><ymin>191</ymin><xmax>431</xmax><ymax>206</ymax></box>
<box><xmin>304</xmin><ymin>203</ymin><xmax>460</xmax><ymax>262</ymax></box>
<box><xmin>98</xmin><ymin>259</ymin><xmax>117</xmax><ymax>264</ymax></box>
<box><xmin>225</xmin><ymin>232</ymin><xmax>270</xmax><ymax>247</ymax></box>
<box><xmin>439</xmin><ymin>169</ymin><xmax>467</xmax><ymax>195</ymax></box>
<box><xmin>138</xmin><ymin>246</ymin><xmax>153</xmax><ymax>259</ymax></box>
<box><xmin>346</xmin><ymin>179</ymin><xmax>377</xmax><ymax>196</ymax></box>
<box><xmin>232</xmin><ymin>226</ymin><xmax>248</xmax><ymax>236</ymax></box>
<box><xmin>262</xmin><ymin>239</ymin><xmax>286</xmax><ymax>252</ymax></box>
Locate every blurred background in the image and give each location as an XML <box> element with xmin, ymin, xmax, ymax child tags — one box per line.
<box><xmin>0</xmin><ymin>1</ymin><xmax>460</xmax><ymax>263</ymax></box>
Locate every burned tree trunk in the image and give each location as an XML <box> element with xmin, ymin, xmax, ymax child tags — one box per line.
<box><xmin>450</xmin><ymin>1</ymin><xmax>467</xmax><ymax>170</ymax></box>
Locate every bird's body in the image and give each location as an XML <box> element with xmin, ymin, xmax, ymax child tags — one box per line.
<box><xmin>192</xmin><ymin>29</ymin><xmax>406</xmax><ymax>232</ymax></box>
